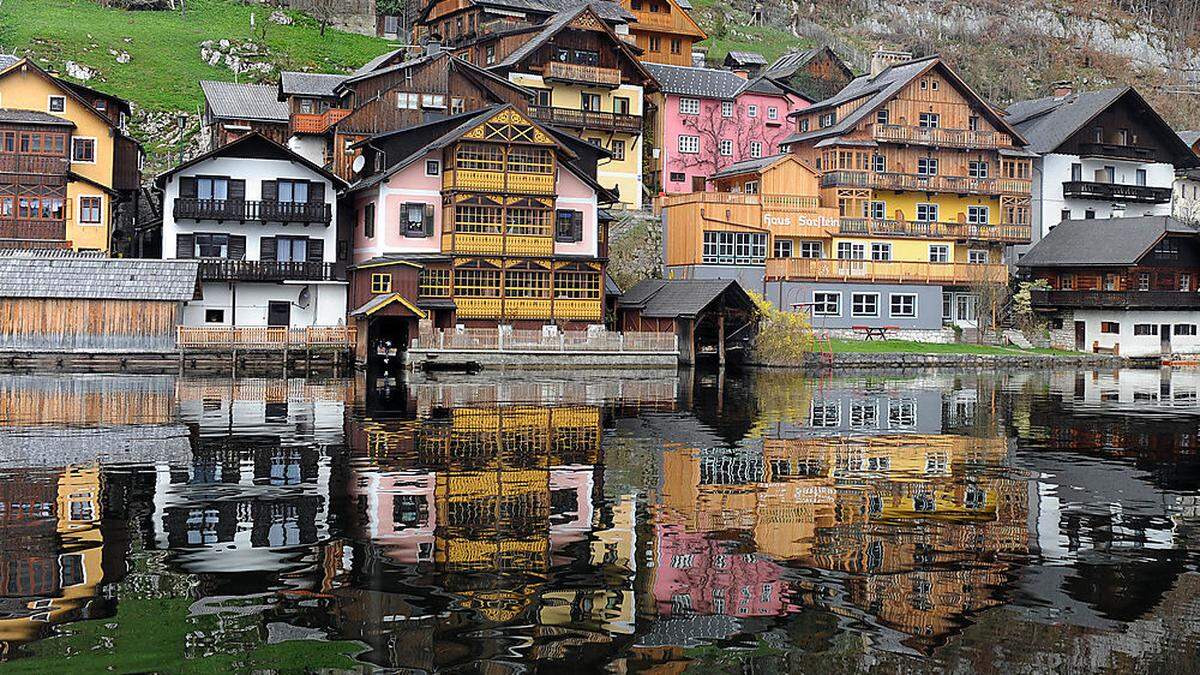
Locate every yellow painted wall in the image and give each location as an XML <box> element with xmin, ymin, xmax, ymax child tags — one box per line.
<box><xmin>0</xmin><ymin>66</ymin><xmax>116</xmax><ymax>251</ymax></box>
<box><xmin>871</xmin><ymin>190</ymin><xmax>1002</xmax><ymax>224</ymax></box>
<box><xmin>830</xmin><ymin>235</ymin><xmax>958</xmax><ymax>262</ymax></box>
<box><xmin>510</xmin><ymin>73</ymin><xmax>644</xmax><ymax>209</ymax></box>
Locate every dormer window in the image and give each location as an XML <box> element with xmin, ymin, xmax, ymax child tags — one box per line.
<box><xmin>94</xmin><ymin>99</ymin><xmax>107</xmax><ymax>112</ymax></box>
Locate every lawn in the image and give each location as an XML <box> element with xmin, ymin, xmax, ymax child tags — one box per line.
<box><xmin>827</xmin><ymin>339</ymin><xmax>1078</xmax><ymax>357</ymax></box>
<box><xmin>0</xmin><ymin>0</ymin><xmax>393</xmax><ymax>111</ymax></box>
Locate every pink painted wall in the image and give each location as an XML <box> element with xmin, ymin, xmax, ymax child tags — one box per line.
<box><xmin>660</xmin><ymin>88</ymin><xmax>809</xmax><ymax>195</ymax></box>
<box><xmin>554</xmin><ymin>167</ymin><xmax>599</xmax><ymax>257</ymax></box>
<box><xmin>356</xmin><ymin>470</ymin><xmax>437</xmax><ymax>564</ymax></box>
<box><xmin>351</xmin><ymin>152</ymin><xmax>444</xmax><ymax>263</ymax></box>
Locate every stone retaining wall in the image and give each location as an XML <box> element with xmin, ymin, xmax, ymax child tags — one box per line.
<box><xmin>751</xmin><ymin>350</ymin><xmax>1130</xmax><ymax>370</ymax></box>
<box><xmin>816</xmin><ymin>327</ymin><xmax>956</xmax><ymax>343</ymax></box>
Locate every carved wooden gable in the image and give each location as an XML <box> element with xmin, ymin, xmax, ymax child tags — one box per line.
<box><xmin>463</xmin><ymin>107</ymin><xmax>555</xmax><ymax>145</ymax></box>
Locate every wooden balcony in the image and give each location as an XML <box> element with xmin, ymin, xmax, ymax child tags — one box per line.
<box><xmin>871</xmin><ymin>124</ymin><xmax>1009</xmax><ymax>149</ymax></box>
<box><xmin>821</xmin><ymin>170</ymin><xmax>1031</xmax><ymax>196</ymax></box>
<box><xmin>290</xmin><ymin>108</ymin><xmax>351</xmax><ymax>135</ymax></box>
<box><xmin>0</xmin><ymin>218</ymin><xmax>67</xmax><ymax>241</ymax></box>
<box><xmin>1061</xmin><ymin>180</ymin><xmax>1172</xmax><ymax>204</ymax></box>
<box><xmin>838</xmin><ymin>217</ymin><xmax>1031</xmax><ymax>243</ymax></box>
<box><xmin>0</xmin><ymin>154</ymin><xmax>69</xmax><ymax>175</ymax></box>
<box><xmin>173</xmin><ymin>198</ymin><xmax>332</xmax><ymax>224</ymax></box>
<box><xmin>454</xmin><ymin>297</ymin><xmax>503</xmax><ymax>319</ymax></box>
<box><xmin>543</xmin><ymin>61</ymin><xmax>622</xmax><ymax>89</ymax></box>
<box><xmin>528</xmin><ymin>105</ymin><xmax>642</xmax><ymax>133</ymax></box>
<box><xmin>197</xmin><ymin>259</ymin><xmax>337</xmax><ymax>282</ymax></box>
<box><xmin>1030</xmin><ymin>289</ymin><xmax>1200</xmax><ymax>310</ymax></box>
<box><xmin>440</xmin><ymin>231</ymin><xmax>554</xmax><ymax>256</ymax></box>
<box><xmin>177</xmin><ymin>325</ymin><xmax>355</xmax><ymax>349</ymax></box>
<box><xmin>764</xmin><ymin>258</ymin><xmax>1009</xmax><ymax>285</ymax></box>
<box><xmin>442</xmin><ymin>169</ymin><xmax>555</xmax><ymax>195</ymax></box>
<box><xmin>1077</xmin><ymin>142</ymin><xmax>1156</xmax><ymax>161</ymax></box>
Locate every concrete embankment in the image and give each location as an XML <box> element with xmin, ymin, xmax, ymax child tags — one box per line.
<box><xmin>751</xmin><ymin>351</ymin><xmax>1133</xmax><ymax>370</ymax></box>
<box><xmin>407</xmin><ymin>350</ymin><xmax>679</xmax><ymax>371</ymax></box>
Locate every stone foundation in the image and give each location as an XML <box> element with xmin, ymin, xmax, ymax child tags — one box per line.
<box><xmin>816</xmin><ymin>327</ymin><xmax>957</xmax><ymax>344</ymax></box>
<box><xmin>1047</xmin><ymin>311</ymin><xmax>1076</xmax><ymax>351</ymax></box>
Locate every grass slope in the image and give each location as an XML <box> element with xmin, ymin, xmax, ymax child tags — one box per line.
<box><xmin>0</xmin><ymin>0</ymin><xmax>393</xmax><ymax>111</ymax></box>
<box><xmin>689</xmin><ymin>0</ymin><xmax>815</xmax><ymax>66</ymax></box>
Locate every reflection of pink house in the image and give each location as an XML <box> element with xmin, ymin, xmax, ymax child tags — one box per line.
<box><xmin>548</xmin><ymin>468</ymin><xmax>595</xmax><ymax>551</ymax></box>
<box><xmin>354</xmin><ymin>469</ymin><xmax>437</xmax><ymax>564</ymax></box>
<box><xmin>646</xmin><ymin>64</ymin><xmax>811</xmax><ymax>194</ymax></box>
<box><xmin>652</xmin><ymin>521</ymin><xmax>790</xmax><ymax>618</ymax></box>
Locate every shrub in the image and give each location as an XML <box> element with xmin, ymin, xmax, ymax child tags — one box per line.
<box><xmin>747</xmin><ymin>291</ymin><xmax>814</xmax><ymax>365</ymax></box>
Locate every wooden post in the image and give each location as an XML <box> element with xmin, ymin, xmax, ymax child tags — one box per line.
<box><xmin>717</xmin><ymin>299</ymin><xmax>726</xmax><ymax>368</ymax></box>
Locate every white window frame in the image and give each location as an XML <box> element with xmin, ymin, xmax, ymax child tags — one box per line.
<box><xmin>967</xmin><ymin>249</ymin><xmax>990</xmax><ymax>264</ymax></box>
<box><xmin>78</xmin><ymin>194</ymin><xmax>103</xmax><ymax>225</ymax></box>
<box><xmin>747</xmin><ymin>104</ymin><xmax>758</xmax><ymax>118</ymax></box>
<box><xmin>967</xmin><ymin>206</ymin><xmax>989</xmax><ymax>224</ymax></box>
<box><xmin>917</xmin><ymin>157</ymin><xmax>938</xmax><ymax>176</ymax></box>
<box><xmin>678</xmin><ymin>134</ymin><xmax>699</xmax><ymax>154</ymax></box>
<box><xmin>968</xmin><ymin>160</ymin><xmax>989</xmax><ymax>178</ymax></box>
<box><xmin>851</xmin><ymin>292</ymin><xmax>880</xmax><ymax>318</ymax></box>
<box><xmin>721</xmin><ymin>100</ymin><xmax>733</xmax><ymax>117</ymax></box>
<box><xmin>919</xmin><ymin>112</ymin><xmax>940</xmax><ymax>128</ymax></box>
<box><xmin>915</xmin><ymin>203</ymin><xmax>939</xmax><ymax>222</ymax></box>
<box><xmin>71</xmin><ymin>137</ymin><xmax>97</xmax><ymax>164</ymax></box>
<box><xmin>773</xmin><ymin>238</ymin><xmax>792</xmax><ymax>258</ymax></box>
<box><xmin>812</xmin><ymin>291</ymin><xmax>841</xmax><ymax>317</ymax></box>
<box><xmin>425</xmin><ymin>159</ymin><xmax>441</xmax><ymax>176</ymax></box>
<box><xmin>889</xmin><ymin>293</ymin><xmax>917</xmax><ymax>318</ymax></box>
<box><xmin>928</xmin><ymin>244</ymin><xmax>950</xmax><ymax>263</ymax></box>
<box><xmin>719</xmin><ymin>139</ymin><xmax>733</xmax><ymax>156</ymax></box>
<box><xmin>799</xmin><ymin>240</ymin><xmax>823</xmax><ymax>258</ymax></box>
<box><xmin>767</xmin><ymin>106</ymin><xmax>778</xmax><ymax>120</ymax></box>
<box><xmin>870</xmin><ymin>242</ymin><xmax>891</xmax><ymax>261</ymax></box>
<box><xmin>749</xmin><ymin>141</ymin><xmax>763</xmax><ymax>158</ymax></box>
<box><xmin>396</xmin><ymin>92</ymin><xmax>420</xmax><ymax>109</ymax></box>
<box><xmin>679</xmin><ymin>97</ymin><xmax>700</xmax><ymax>115</ymax></box>
<box><xmin>867</xmin><ymin>200</ymin><xmax>886</xmax><ymax>220</ymax></box>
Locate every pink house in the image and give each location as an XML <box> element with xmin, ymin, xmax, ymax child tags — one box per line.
<box><xmin>646</xmin><ymin>63</ymin><xmax>811</xmax><ymax>194</ymax></box>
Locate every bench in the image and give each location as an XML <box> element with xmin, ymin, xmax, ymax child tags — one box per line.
<box><xmin>852</xmin><ymin>325</ymin><xmax>900</xmax><ymax>340</ymax></box>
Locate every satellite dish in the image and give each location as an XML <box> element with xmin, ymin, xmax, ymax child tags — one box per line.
<box><xmin>352</xmin><ymin>155</ymin><xmax>366</xmax><ymax>174</ymax></box>
<box><xmin>296</xmin><ymin>286</ymin><xmax>311</xmax><ymax>310</ymax></box>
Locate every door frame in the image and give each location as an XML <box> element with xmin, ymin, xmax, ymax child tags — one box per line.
<box><xmin>1074</xmin><ymin>320</ymin><xmax>1086</xmax><ymax>352</ymax></box>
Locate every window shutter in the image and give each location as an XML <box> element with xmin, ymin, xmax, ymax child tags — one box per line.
<box><xmin>307</xmin><ymin>238</ymin><xmax>324</xmax><ymax>263</ymax></box>
<box><xmin>260</xmin><ymin>236</ymin><xmax>276</xmax><ymax>262</ymax></box>
<box><xmin>179</xmin><ymin>177</ymin><xmax>197</xmax><ymax>198</ymax></box>
<box><xmin>261</xmin><ymin>180</ymin><xmax>278</xmax><ymax>201</ymax></box>
<box><xmin>572</xmin><ymin>211</ymin><xmax>583</xmax><ymax>242</ymax></box>
<box><xmin>228</xmin><ymin>234</ymin><xmax>247</xmax><ymax>260</ymax></box>
<box><xmin>308</xmin><ymin>181</ymin><xmax>325</xmax><ymax>204</ymax></box>
<box><xmin>176</xmin><ymin>233</ymin><xmax>194</xmax><ymax>258</ymax></box>
<box><xmin>228</xmin><ymin>179</ymin><xmax>246</xmax><ymax>201</ymax></box>
<box><xmin>423</xmin><ymin>203</ymin><xmax>435</xmax><ymax>236</ymax></box>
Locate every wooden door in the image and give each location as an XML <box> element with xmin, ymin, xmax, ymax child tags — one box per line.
<box><xmin>1161</xmin><ymin>324</ymin><xmax>1172</xmax><ymax>353</ymax></box>
<box><xmin>691</xmin><ymin>176</ymin><xmax>706</xmax><ymax>192</ymax></box>
<box><xmin>1074</xmin><ymin>321</ymin><xmax>1086</xmax><ymax>351</ymax></box>
<box><xmin>268</xmin><ymin>301</ymin><xmax>291</xmax><ymax>327</ymax></box>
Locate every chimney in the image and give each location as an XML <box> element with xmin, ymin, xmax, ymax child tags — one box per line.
<box><xmin>870</xmin><ymin>48</ymin><xmax>913</xmax><ymax>77</ymax></box>
<box><xmin>691</xmin><ymin>48</ymin><xmax>707</xmax><ymax>68</ymax></box>
<box><xmin>732</xmin><ymin>69</ymin><xmax>749</xmax><ymax>80</ymax></box>
<box><xmin>1052</xmin><ymin>80</ymin><xmax>1074</xmax><ymax>98</ymax></box>
<box><xmin>424</xmin><ymin>35</ymin><xmax>443</xmax><ymax>57</ymax></box>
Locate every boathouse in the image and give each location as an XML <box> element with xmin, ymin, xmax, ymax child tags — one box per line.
<box><xmin>617</xmin><ymin>279</ymin><xmax>757</xmax><ymax>364</ymax></box>
<box><xmin>0</xmin><ymin>253</ymin><xmax>199</xmax><ymax>351</ymax></box>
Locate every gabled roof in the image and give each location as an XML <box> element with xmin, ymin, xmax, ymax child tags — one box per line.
<box><xmin>0</xmin><ymin>254</ymin><xmax>199</xmax><ymax>301</ymax></box>
<box><xmin>1016</xmin><ymin>216</ymin><xmax>1199</xmax><ymax>268</ymax></box>
<box><xmin>1005</xmin><ymin>86</ymin><xmax>1199</xmax><ymax>165</ymax></box>
<box><xmin>724</xmin><ymin>51</ymin><xmax>767</xmax><ymax>67</ymax></box>
<box><xmin>710</xmin><ymin>153</ymin><xmax>804</xmax><ymax>180</ymax></box>
<box><xmin>642</xmin><ymin>63</ymin><xmax>789</xmax><ymax>100</ymax></box>
<box><xmin>352</xmin><ymin>47</ymin><xmax>408</xmax><ymax>77</ymax></box>
<box><xmin>341</xmin><ymin>52</ymin><xmax>536</xmax><ymax>105</ymax></box>
<box><xmin>0</xmin><ymin>58</ymin><xmax>124</xmax><ymax>132</ymax></box>
<box><xmin>763</xmin><ymin>46</ymin><xmax>854</xmax><ymax>82</ymax></box>
<box><xmin>781</xmin><ymin>55</ymin><xmax>1025</xmax><ymax>149</ymax></box>
<box><xmin>199</xmin><ymin>80</ymin><xmax>289</xmax><ymax>123</ymax></box>
<box><xmin>0</xmin><ymin>109</ymin><xmax>75</xmax><ymax>126</ymax></box>
<box><xmin>618</xmin><ymin>279</ymin><xmax>756</xmax><ymax>319</ymax></box>
<box><xmin>279</xmin><ymin>71</ymin><xmax>348</xmax><ymax>98</ymax></box>
<box><xmin>350</xmin><ymin>292</ymin><xmax>428</xmax><ymax>318</ymax></box>
<box><xmin>155</xmin><ymin>132</ymin><xmax>347</xmax><ymax>188</ymax></box>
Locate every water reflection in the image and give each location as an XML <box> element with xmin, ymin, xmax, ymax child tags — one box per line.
<box><xmin>0</xmin><ymin>369</ymin><xmax>1199</xmax><ymax>671</ymax></box>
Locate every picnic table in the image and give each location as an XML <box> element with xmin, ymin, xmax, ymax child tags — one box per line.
<box><xmin>852</xmin><ymin>325</ymin><xmax>899</xmax><ymax>340</ymax></box>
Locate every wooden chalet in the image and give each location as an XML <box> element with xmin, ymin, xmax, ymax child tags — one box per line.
<box><xmin>200</xmin><ymin>80</ymin><xmax>290</xmax><ymax>148</ymax></box>
<box><xmin>616</xmin><ymin>279</ymin><xmax>757</xmax><ymax>364</ymax></box>
<box><xmin>620</xmin><ymin>0</ymin><xmax>707</xmax><ymax>66</ymax></box>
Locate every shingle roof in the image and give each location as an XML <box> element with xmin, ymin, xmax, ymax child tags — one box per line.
<box><xmin>0</xmin><ymin>108</ymin><xmax>75</xmax><ymax>126</ymax></box>
<box><xmin>199</xmin><ymin>80</ymin><xmax>289</xmax><ymax>123</ymax></box>
<box><xmin>1004</xmin><ymin>87</ymin><xmax>1126</xmax><ymax>154</ymax></box>
<box><xmin>0</xmin><ymin>54</ymin><xmax>19</xmax><ymax>72</ymax></box>
<box><xmin>0</xmin><ymin>256</ymin><xmax>199</xmax><ymax>301</ymax></box>
<box><xmin>763</xmin><ymin>48</ymin><xmax>821</xmax><ymax>79</ymax></box>
<box><xmin>478</xmin><ymin>0</ymin><xmax>631</xmax><ymax>21</ymax></box>
<box><xmin>618</xmin><ymin>279</ymin><xmax>755</xmax><ymax>318</ymax></box>
<box><xmin>353</xmin><ymin>47</ymin><xmax>407</xmax><ymax>77</ymax></box>
<box><xmin>725</xmin><ymin>51</ymin><xmax>767</xmax><ymax>66</ymax></box>
<box><xmin>1180</xmin><ymin>130</ymin><xmax>1200</xmax><ymax>147</ymax></box>
<box><xmin>279</xmin><ymin>71</ymin><xmax>348</xmax><ymax>97</ymax></box>
<box><xmin>494</xmin><ymin>4</ymin><xmax>646</xmax><ymax>76</ymax></box>
<box><xmin>710</xmin><ymin>153</ymin><xmax>786</xmax><ymax>179</ymax></box>
<box><xmin>642</xmin><ymin>63</ymin><xmax>749</xmax><ymax>99</ymax></box>
<box><xmin>1017</xmin><ymin>216</ymin><xmax>1198</xmax><ymax>268</ymax></box>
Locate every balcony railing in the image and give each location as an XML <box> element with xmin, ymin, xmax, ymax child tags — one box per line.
<box><xmin>441</xmin><ymin>169</ymin><xmax>555</xmax><ymax>195</ymax></box>
<box><xmin>764</xmin><ymin>258</ymin><xmax>1009</xmax><ymax>284</ymax></box>
<box><xmin>821</xmin><ymin>170</ymin><xmax>1030</xmax><ymax>196</ymax></box>
<box><xmin>871</xmin><ymin>124</ymin><xmax>1009</xmax><ymax>149</ymax></box>
<box><xmin>0</xmin><ymin>218</ymin><xmax>67</xmax><ymax>241</ymax></box>
<box><xmin>197</xmin><ymin>259</ymin><xmax>337</xmax><ymax>282</ymax></box>
<box><xmin>1029</xmin><ymin>289</ymin><xmax>1200</xmax><ymax>309</ymax></box>
<box><xmin>544</xmin><ymin>61</ymin><xmax>622</xmax><ymax>88</ymax></box>
<box><xmin>1061</xmin><ymin>180</ymin><xmax>1172</xmax><ymax>204</ymax></box>
<box><xmin>173</xmin><ymin>198</ymin><xmax>332</xmax><ymax>224</ymax></box>
<box><xmin>290</xmin><ymin>108</ymin><xmax>351</xmax><ymax>135</ymax></box>
<box><xmin>1077</xmin><ymin>142</ymin><xmax>1156</xmax><ymax>161</ymax></box>
<box><xmin>528</xmin><ymin>105</ymin><xmax>642</xmax><ymax>133</ymax></box>
<box><xmin>661</xmin><ymin>192</ymin><xmax>824</xmax><ymax>210</ymax></box>
<box><xmin>0</xmin><ymin>154</ymin><xmax>70</xmax><ymax>175</ymax></box>
<box><xmin>838</xmin><ymin>217</ymin><xmax>1031</xmax><ymax>243</ymax></box>
<box><xmin>177</xmin><ymin>326</ymin><xmax>355</xmax><ymax>349</ymax></box>
<box><xmin>413</xmin><ymin>327</ymin><xmax>677</xmax><ymax>353</ymax></box>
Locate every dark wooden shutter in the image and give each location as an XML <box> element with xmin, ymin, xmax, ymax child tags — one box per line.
<box><xmin>176</xmin><ymin>233</ymin><xmax>194</xmax><ymax>258</ymax></box>
<box><xmin>423</xmin><ymin>203</ymin><xmax>435</xmax><ymax>236</ymax></box>
<box><xmin>261</xmin><ymin>180</ymin><xmax>278</xmax><ymax>201</ymax></box>
<box><xmin>228</xmin><ymin>234</ymin><xmax>247</xmax><ymax>260</ymax></box>
<box><xmin>308</xmin><ymin>181</ymin><xmax>325</xmax><ymax>204</ymax></box>
<box><xmin>260</xmin><ymin>236</ymin><xmax>276</xmax><ymax>262</ymax></box>
<box><xmin>228</xmin><ymin>179</ymin><xmax>246</xmax><ymax>201</ymax></box>
<box><xmin>179</xmin><ymin>177</ymin><xmax>197</xmax><ymax>198</ymax></box>
<box><xmin>307</xmin><ymin>238</ymin><xmax>324</xmax><ymax>262</ymax></box>
<box><xmin>572</xmin><ymin>210</ymin><xmax>583</xmax><ymax>242</ymax></box>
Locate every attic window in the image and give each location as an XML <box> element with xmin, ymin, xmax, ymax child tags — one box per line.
<box><xmin>48</xmin><ymin>96</ymin><xmax>65</xmax><ymax>113</ymax></box>
<box><xmin>94</xmin><ymin>99</ymin><xmax>107</xmax><ymax>112</ymax></box>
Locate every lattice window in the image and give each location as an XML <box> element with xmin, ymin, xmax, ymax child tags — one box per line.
<box><xmin>455</xmin><ymin>143</ymin><xmax>504</xmax><ymax>171</ymax></box>
<box><xmin>554</xmin><ymin>271</ymin><xmax>600</xmax><ymax>299</ymax></box>
<box><xmin>505</xmin><ymin>207</ymin><xmax>553</xmax><ymax>236</ymax></box>
<box><xmin>454</xmin><ymin>205</ymin><xmax>503</xmax><ymax>233</ymax></box>
<box><xmin>507</xmin><ymin>146</ymin><xmax>553</xmax><ymax>174</ymax></box>
<box><xmin>455</xmin><ymin>268</ymin><xmax>501</xmax><ymax>297</ymax></box>
<box><xmin>505</xmin><ymin>270</ymin><xmax>551</xmax><ymax>298</ymax></box>
<box><xmin>420</xmin><ymin>268</ymin><xmax>451</xmax><ymax>296</ymax></box>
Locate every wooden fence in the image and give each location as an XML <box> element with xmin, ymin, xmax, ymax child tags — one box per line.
<box><xmin>413</xmin><ymin>328</ymin><xmax>678</xmax><ymax>353</ymax></box>
<box><xmin>177</xmin><ymin>326</ymin><xmax>356</xmax><ymax>350</ymax></box>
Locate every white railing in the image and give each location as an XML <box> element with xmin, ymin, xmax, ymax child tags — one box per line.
<box><xmin>413</xmin><ymin>328</ymin><xmax>678</xmax><ymax>353</ymax></box>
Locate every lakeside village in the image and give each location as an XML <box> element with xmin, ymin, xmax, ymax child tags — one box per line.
<box><xmin>5</xmin><ymin>0</ymin><xmax>1200</xmax><ymax>372</ymax></box>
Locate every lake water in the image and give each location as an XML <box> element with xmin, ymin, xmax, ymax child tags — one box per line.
<box><xmin>1</xmin><ymin>368</ymin><xmax>1199</xmax><ymax>673</ymax></box>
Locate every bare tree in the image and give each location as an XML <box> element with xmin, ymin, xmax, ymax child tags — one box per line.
<box><xmin>305</xmin><ymin>0</ymin><xmax>339</xmax><ymax>36</ymax></box>
<box><xmin>675</xmin><ymin>99</ymin><xmax>775</xmax><ymax>180</ymax></box>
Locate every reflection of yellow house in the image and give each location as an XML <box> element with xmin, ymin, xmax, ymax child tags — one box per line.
<box><xmin>0</xmin><ymin>464</ymin><xmax>105</xmax><ymax>644</ymax></box>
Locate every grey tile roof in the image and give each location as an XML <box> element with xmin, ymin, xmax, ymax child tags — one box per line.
<box><xmin>353</xmin><ymin>47</ymin><xmax>407</xmax><ymax>77</ymax></box>
<box><xmin>0</xmin><ymin>108</ymin><xmax>75</xmax><ymax>126</ymax></box>
<box><xmin>1004</xmin><ymin>87</ymin><xmax>1126</xmax><ymax>154</ymax></box>
<box><xmin>0</xmin><ymin>54</ymin><xmax>19</xmax><ymax>71</ymax></box>
<box><xmin>642</xmin><ymin>62</ymin><xmax>748</xmax><ymax>99</ymax></box>
<box><xmin>479</xmin><ymin>0</ymin><xmax>631</xmax><ymax>21</ymax></box>
<box><xmin>1180</xmin><ymin>130</ymin><xmax>1200</xmax><ymax>147</ymax></box>
<box><xmin>618</xmin><ymin>279</ymin><xmax>754</xmax><ymax>318</ymax></box>
<box><xmin>763</xmin><ymin>47</ymin><xmax>821</xmax><ymax>79</ymax></box>
<box><xmin>200</xmin><ymin>80</ymin><xmax>289</xmax><ymax>123</ymax></box>
<box><xmin>1017</xmin><ymin>216</ymin><xmax>1198</xmax><ymax>268</ymax></box>
<box><xmin>0</xmin><ymin>255</ymin><xmax>199</xmax><ymax>301</ymax></box>
<box><xmin>605</xmin><ymin>272</ymin><xmax>622</xmax><ymax>296</ymax></box>
<box><xmin>725</xmin><ymin>50</ymin><xmax>767</xmax><ymax>66</ymax></box>
<box><xmin>279</xmin><ymin>71</ymin><xmax>348</xmax><ymax>97</ymax></box>
<box><xmin>710</xmin><ymin>153</ymin><xmax>786</xmax><ymax>179</ymax></box>
<box><xmin>741</xmin><ymin>75</ymin><xmax>788</xmax><ymax>96</ymax></box>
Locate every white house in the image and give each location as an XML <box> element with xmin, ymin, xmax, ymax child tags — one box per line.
<box><xmin>156</xmin><ymin>133</ymin><xmax>348</xmax><ymax>328</ymax></box>
<box><xmin>1005</xmin><ymin>86</ymin><xmax>1199</xmax><ymax>252</ymax></box>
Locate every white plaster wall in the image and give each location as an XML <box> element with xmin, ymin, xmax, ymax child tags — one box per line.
<box><xmin>287</xmin><ymin>135</ymin><xmax>328</xmax><ymax>166</ymax></box>
<box><xmin>182</xmin><ymin>281</ymin><xmax>347</xmax><ymax>327</ymax></box>
<box><xmin>1073</xmin><ymin>309</ymin><xmax>1200</xmax><ymax>356</ymax></box>
<box><xmin>1036</xmin><ymin>154</ymin><xmax>1174</xmax><ymax>240</ymax></box>
<box><xmin>1174</xmin><ymin>175</ymin><xmax>1200</xmax><ymax>224</ymax></box>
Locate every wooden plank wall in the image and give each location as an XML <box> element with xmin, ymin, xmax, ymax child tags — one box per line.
<box><xmin>0</xmin><ymin>298</ymin><xmax>180</xmax><ymax>352</ymax></box>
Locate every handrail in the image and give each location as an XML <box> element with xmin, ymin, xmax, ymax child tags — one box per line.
<box><xmin>412</xmin><ymin>328</ymin><xmax>678</xmax><ymax>353</ymax></box>
<box><xmin>177</xmin><ymin>325</ymin><xmax>356</xmax><ymax>348</ymax></box>
<box><xmin>196</xmin><ymin>259</ymin><xmax>337</xmax><ymax>282</ymax></box>
<box><xmin>821</xmin><ymin>170</ymin><xmax>1031</xmax><ymax>195</ymax></box>
<box><xmin>871</xmin><ymin>123</ymin><xmax>1009</xmax><ymax>149</ymax></box>
<box><xmin>173</xmin><ymin>198</ymin><xmax>333</xmax><ymax>224</ymax></box>
<box><xmin>838</xmin><ymin>217</ymin><xmax>1031</xmax><ymax>243</ymax></box>
<box><xmin>764</xmin><ymin>258</ymin><xmax>1009</xmax><ymax>284</ymax></box>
